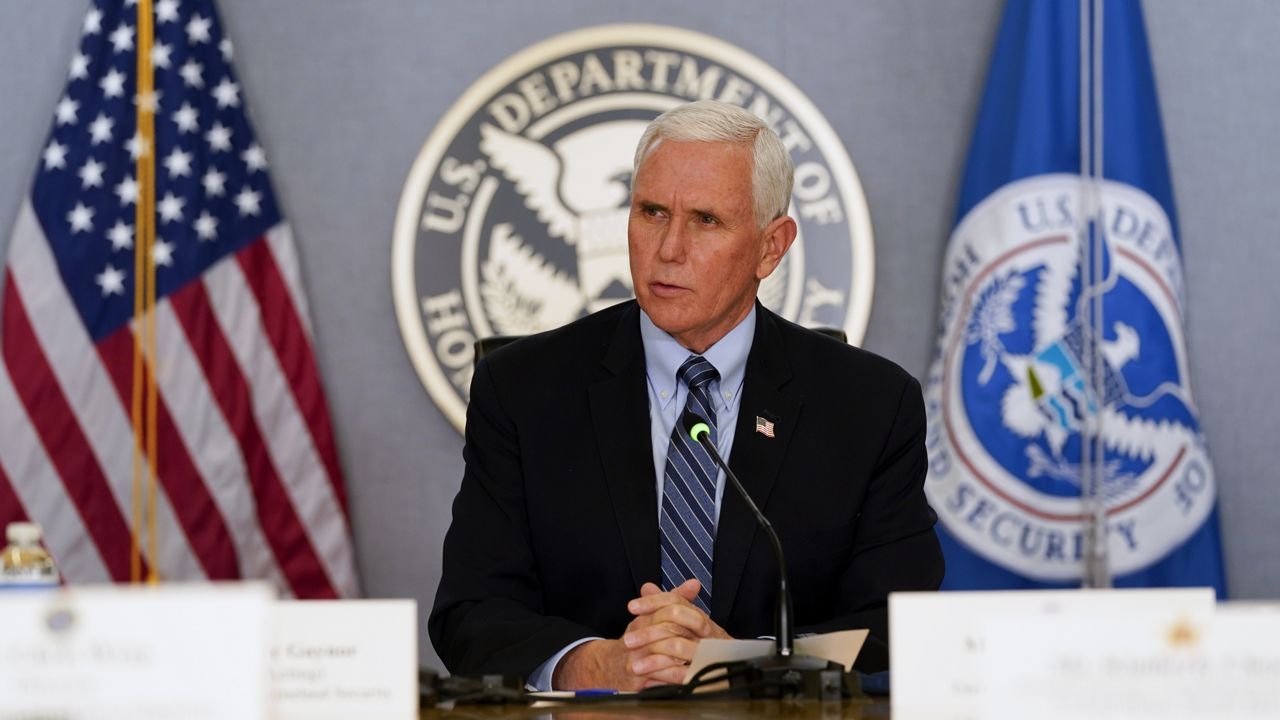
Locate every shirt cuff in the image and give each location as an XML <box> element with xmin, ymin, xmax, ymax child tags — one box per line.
<box><xmin>525</xmin><ymin>637</ymin><xmax>603</xmax><ymax>691</ymax></box>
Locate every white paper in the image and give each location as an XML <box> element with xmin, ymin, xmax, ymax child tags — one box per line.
<box><xmin>682</xmin><ymin>629</ymin><xmax>868</xmax><ymax>683</ymax></box>
<box><xmin>0</xmin><ymin>583</ymin><xmax>272</xmax><ymax>720</ymax></box>
<box><xmin>890</xmin><ymin>587</ymin><xmax>1214</xmax><ymax>720</ymax></box>
<box><xmin>269</xmin><ymin>599</ymin><xmax>417</xmax><ymax>720</ymax></box>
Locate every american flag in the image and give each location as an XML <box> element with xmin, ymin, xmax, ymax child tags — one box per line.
<box><xmin>754</xmin><ymin>416</ymin><xmax>775</xmax><ymax>438</ymax></box>
<box><xmin>0</xmin><ymin>0</ymin><xmax>358</xmax><ymax>598</ymax></box>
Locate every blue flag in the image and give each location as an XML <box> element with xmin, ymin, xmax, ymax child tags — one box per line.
<box><xmin>923</xmin><ymin>0</ymin><xmax>1226</xmax><ymax>595</ymax></box>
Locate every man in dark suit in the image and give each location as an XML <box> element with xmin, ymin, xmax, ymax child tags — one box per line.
<box><xmin>429</xmin><ymin>101</ymin><xmax>943</xmax><ymax>690</ymax></box>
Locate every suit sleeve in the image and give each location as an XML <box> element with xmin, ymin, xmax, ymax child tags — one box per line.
<box><xmin>428</xmin><ymin>357</ymin><xmax>597</xmax><ymax>678</ymax></box>
<box><xmin>796</xmin><ymin>373</ymin><xmax>944</xmax><ymax>672</ymax></box>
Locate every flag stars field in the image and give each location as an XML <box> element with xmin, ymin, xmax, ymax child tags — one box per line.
<box><xmin>235</xmin><ymin>187</ymin><xmax>261</xmax><ymax>216</ymax></box>
<box><xmin>43</xmin><ymin>140</ymin><xmax>69</xmax><ymax>170</ymax></box>
<box><xmin>187</xmin><ymin>14</ymin><xmax>212</xmax><ymax>43</ymax></box>
<box><xmin>242</xmin><ymin>143</ymin><xmax>266</xmax><ymax>171</ymax></box>
<box><xmin>206</xmin><ymin>122</ymin><xmax>231</xmax><ymax>151</ymax></box>
<box><xmin>202</xmin><ymin>168</ymin><xmax>226</xmax><ymax>196</ymax></box>
<box><xmin>180</xmin><ymin>59</ymin><xmax>204</xmax><ymax>88</ymax></box>
<box><xmin>164</xmin><ymin>148</ymin><xmax>193</xmax><ymax>178</ymax></box>
<box><xmin>194</xmin><ymin>211</ymin><xmax>217</xmax><ymax>241</ymax></box>
<box><xmin>115</xmin><ymin>175</ymin><xmax>138</xmax><ymax>205</ymax></box>
<box><xmin>107</xmin><ymin>220</ymin><xmax>133</xmax><ymax>251</ymax></box>
<box><xmin>109</xmin><ymin>23</ymin><xmax>134</xmax><ymax>53</ymax></box>
<box><xmin>88</xmin><ymin>113</ymin><xmax>114</xmax><ymax>144</ymax></box>
<box><xmin>151</xmin><ymin>42</ymin><xmax>173</xmax><ymax>70</ymax></box>
<box><xmin>67</xmin><ymin>202</ymin><xmax>94</xmax><ymax>234</ymax></box>
<box><xmin>78</xmin><ymin>158</ymin><xmax>106</xmax><ymax>189</ymax></box>
<box><xmin>70</xmin><ymin>52</ymin><xmax>90</xmax><ymax>80</ymax></box>
<box><xmin>158</xmin><ymin>192</ymin><xmax>185</xmax><ymax>223</ymax></box>
<box><xmin>152</xmin><ymin>239</ymin><xmax>175</xmax><ymax>267</ymax></box>
<box><xmin>55</xmin><ymin>97</ymin><xmax>80</xmax><ymax>125</ymax></box>
<box><xmin>95</xmin><ymin>264</ymin><xmax>125</xmax><ymax>296</ymax></box>
<box><xmin>212</xmin><ymin>78</ymin><xmax>239</xmax><ymax>108</ymax></box>
<box><xmin>156</xmin><ymin>0</ymin><xmax>180</xmax><ymax>24</ymax></box>
<box><xmin>100</xmin><ymin>68</ymin><xmax>126</xmax><ymax>98</ymax></box>
<box><xmin>174</xmin><ymin>103</ymin><xmax>199</xmax><ymax>133</ymax></box>
<box><xmin>82</xmin><ymin>7</ymin><xmax>102</xmax><ymax>35</ymax></box>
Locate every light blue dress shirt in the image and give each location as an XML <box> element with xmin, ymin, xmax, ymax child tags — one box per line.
<box><xmin>526</xmin><ymin>306</ymin><xmax>757</xmax><ymax>690</ymax></box>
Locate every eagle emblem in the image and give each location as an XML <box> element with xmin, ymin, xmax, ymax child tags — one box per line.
<box><xmin>925</xmin><ymin>175</ymin><xmax>1216</xmax><ymax>580</ymax></box>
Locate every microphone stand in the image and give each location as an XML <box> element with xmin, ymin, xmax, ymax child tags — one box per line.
<box><xmin>683</xmin><ymin>413</ymin><xmax>847</xmax><ymax>701</ymax></box>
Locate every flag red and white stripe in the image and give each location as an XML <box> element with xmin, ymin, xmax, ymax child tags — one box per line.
<box><xmin>0</xmin><ymin>203</ymin><xmax>358</xmax><ymax>598</ymax></box>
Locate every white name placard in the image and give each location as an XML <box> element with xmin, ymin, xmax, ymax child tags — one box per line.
<box><xmin>983</xmin><ymin>602</ymin><xmax>1280</xmax><ymax>720</ymax></box>
<box><xmin>0</xmin><ymin>583</ymin><xmax>272</xmax><ymax>720</ymax></box>
<box><xmin>890</xmin><ymin>587</ymin><xmax>1214</xmax><ymax>720</ymax></box>
<box><xmin>269</xmin><ymin>599</ymin><xmax>417</xmax><ymax>720</ymax></box>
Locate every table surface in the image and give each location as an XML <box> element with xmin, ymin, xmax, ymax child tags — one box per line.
<box><xmin>422</xmin><ymin>697</ymin><xmax>892</xmax><ymax>718</ymax></box>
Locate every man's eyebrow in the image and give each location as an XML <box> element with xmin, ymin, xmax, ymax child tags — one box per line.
<box><xmin>689</xmin><ymin>206</ymin><xmax>721</xmax><ymax>220</ymax></box>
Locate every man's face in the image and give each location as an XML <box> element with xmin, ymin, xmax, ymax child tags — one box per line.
<box><xmin>628</xmin><ymin>139</ymin><xmax>795</xmax><ymax>352</ymax></box>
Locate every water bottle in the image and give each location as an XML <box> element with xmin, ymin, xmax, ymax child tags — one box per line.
<box><xmin>0</xmin><ymin>522</ymin><xmax>60</xmax><ymax>589</ymax></box>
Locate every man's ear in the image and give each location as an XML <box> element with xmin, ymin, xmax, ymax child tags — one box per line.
<box><xmin>756</xmin><ymin>215</ymin><xmax>798</xmax><ymax>280</ymax></box>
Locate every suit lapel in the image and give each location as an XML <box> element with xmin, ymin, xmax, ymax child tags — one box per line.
<box><xmin>712</xmin><ymin>307</ymin><xmax>801</xmax><ymax>623</ymax></box>
<box><xmin>589</xmin><ymin>303</ymin><xmax>659</xmax><ymax>595</ymax></box>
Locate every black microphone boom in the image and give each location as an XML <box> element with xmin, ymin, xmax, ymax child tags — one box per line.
<box><xmin>682</xmin><ymin>410</ymin><xmax>796</xmax><ymax>656</ymax></box>
<box><xmin>681</xmin><ymin>410</ymin><xmax>846</xmax><ymax>700</ymax></box>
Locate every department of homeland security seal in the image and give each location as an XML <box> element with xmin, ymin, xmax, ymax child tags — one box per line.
<box><xmin>925</xmin><ymin>175</ymin><xmax>1215</xmax><ymax>580</ymax></box>
<box><xmin>392</xmin><ymin>24</ymin><xmax>874</xmax><ymax>432</ymax></box>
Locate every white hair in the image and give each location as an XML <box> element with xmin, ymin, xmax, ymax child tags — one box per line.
<box><xmin>632</xmin><ymin>101</ymin><xmax>793</xmax><ymax>228</ymax></box>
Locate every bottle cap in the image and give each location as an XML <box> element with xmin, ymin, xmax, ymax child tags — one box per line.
<box><xmin>6</xmin><ymin>522</ymin><xmax>42</xmax><ymax>545</ymax></box>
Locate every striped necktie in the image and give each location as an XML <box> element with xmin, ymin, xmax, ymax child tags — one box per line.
<box><xmin>658</xmin><ymin>355</ymin><xmax>719</xmax><ymax>614</ymax></box>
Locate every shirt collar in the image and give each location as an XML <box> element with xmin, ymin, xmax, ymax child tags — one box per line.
<box><xmin>640</xmin><ymin>305</ymin><xmax>756</xmax><ymax>412</ymax></box>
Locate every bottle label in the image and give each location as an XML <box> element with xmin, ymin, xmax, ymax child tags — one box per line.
<box><xmin>0</xmin><ymin>567</ymin><xmax>58</xmax><ymax>585</ymax></box>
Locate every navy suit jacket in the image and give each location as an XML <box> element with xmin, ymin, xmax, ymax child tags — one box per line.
<box><xmin>429</xmin><ymin>301</ymin><xmax>943</xmax><ymax>676</ymax></box>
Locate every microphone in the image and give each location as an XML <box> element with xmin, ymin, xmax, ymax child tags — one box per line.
<box><xmin>681</xmin><ymin>411</ymin><xmax>845</xmax><ymax>700</ymax></box>
<box><xmin>682</xmin><ymin>410</ymin><xmax>795</xmax><ymax>657</ymax></box>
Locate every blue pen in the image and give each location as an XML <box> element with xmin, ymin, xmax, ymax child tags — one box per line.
<box><xmin>573</xmin><ymin>689</ymin><xmax>619</xmax><ymax>696</ymax></box>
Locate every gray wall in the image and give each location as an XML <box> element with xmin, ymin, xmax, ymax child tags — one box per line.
<box><xmin>2</xmin><ymin>1</ymin><xmax>1276</xmax><ymax>671</ymax></box>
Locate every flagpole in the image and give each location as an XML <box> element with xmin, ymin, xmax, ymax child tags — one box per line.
<box><xmin>1090</xmin><ymin>0</ymin><xmax>1110</xmax><ymax>590</ymax></box>
<box><xmin>130</xmin><ymin>0</ymin><xmax>148</xmax><ymax>585</ymax></box>
<box><xmin>141</xmin><ymin>0</ymin><xmax>160</xmax><ymax>586</ymax></box>
<box><xmin>131</xmin><ymin>0</ymin><xmax>161</xmax><ymax>585</ymax></box>
<box><xmin>1080</xmin><ymin>0</ymin><xmax>1111</xmax><ymax>590</ymax></box>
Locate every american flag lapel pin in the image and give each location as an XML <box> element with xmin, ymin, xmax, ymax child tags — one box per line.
<box><xmin>754</xmin><ymin>415</ymin><xmax>776</xmax><ymax>438</ymax></box>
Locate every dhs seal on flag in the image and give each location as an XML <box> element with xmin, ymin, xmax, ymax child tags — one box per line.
<box><xmin>392</xmin><ymin>24</ymin><xmax>873</xmax><ymax>432</ymax></box>
<box><xmin>924</xmin><ymin>175</ymin><xmax>1216</xmax><ymax>581</ymax></box>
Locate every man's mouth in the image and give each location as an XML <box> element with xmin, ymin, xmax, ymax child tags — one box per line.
<box><xmin>649</xmin><ymin>281</ymin><xmax>688</xmax><ymax>297</ymax></box>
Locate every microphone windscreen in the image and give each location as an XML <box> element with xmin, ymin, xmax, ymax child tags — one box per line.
<box><xmin>681</xmin><ymin>410</ymin><xmax>711</xmax><ymax>443</ymax></box>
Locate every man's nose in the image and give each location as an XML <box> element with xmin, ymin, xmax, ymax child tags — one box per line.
<box><xmin>657</xmin><ymin>222</ymin><xmax>686</xmax><ymax>262</ymax></box>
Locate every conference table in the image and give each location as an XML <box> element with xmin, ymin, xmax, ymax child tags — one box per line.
<box><xmin>421</xmin><ymin>697</ymin><xmax>892</xmax><ymax>718</ymax></box>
